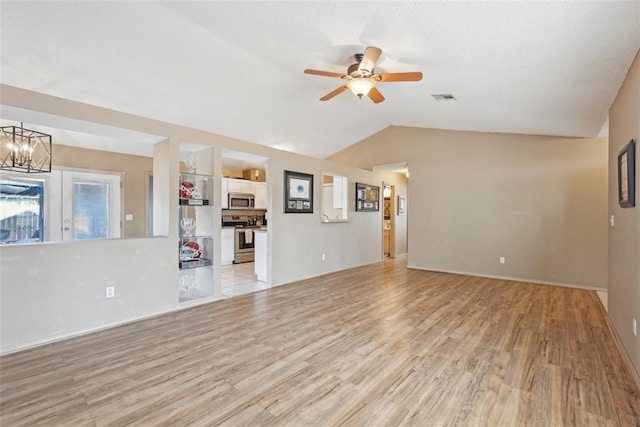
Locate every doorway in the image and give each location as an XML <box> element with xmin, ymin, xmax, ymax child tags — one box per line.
<box><xmin>221</xmin><ymin>150</ymin><xmax>269</xmax><ymax>298</ymax></box>
<box><xmin>1</xmin><ymin>169</ymin><xmax>121</xmax><ymax>243</ymax></box>
<box><xmin>383</xmin><ymin>184</ymin><xmax>395</xmax><ymax>257</ymax></box>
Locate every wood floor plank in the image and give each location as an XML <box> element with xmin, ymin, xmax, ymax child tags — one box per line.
<box><xmin>1</xmin><ymin>257</ymin><xmax>639</xmax><ymax>426</ymax></box>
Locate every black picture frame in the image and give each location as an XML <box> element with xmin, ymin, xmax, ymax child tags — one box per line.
<box><xmin>284</xmin><ymin>170</ymin><xmax>314</xmax><ymax>213</ymax></box>
<box><xmin>355</xmin><ymin>182</ymin><xmax>380</xmax><ymax>212</ymax></box>
<box><xmin>617</xmin><ymin>139</ymin><xmax>636</xmax><ymax>208</ymax></box>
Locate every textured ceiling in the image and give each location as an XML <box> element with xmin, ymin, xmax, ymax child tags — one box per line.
<box><xmin>1</xmin><ymin>1</ymin><xmax>639</xmax><ymax>159</ymax></box>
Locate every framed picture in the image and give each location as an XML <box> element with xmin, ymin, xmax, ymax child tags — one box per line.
<box><xmin>398</xmin><ymin>196</ymin><xmax>406</xmax><ymax>215</ymax></box>
<box><xmin>284</xmin><ymin>170</ymin><xmax>314</xmax><ymax>213</ymax></box>
<box><xmin>355</xmin><ymin>182</ymin><xmax>380</xmax><ymax>212</ymax></box>
<box><xmin>617</xmin><ymin>139</ymin><xmax>636</xmax><ymax>208</ymax></box>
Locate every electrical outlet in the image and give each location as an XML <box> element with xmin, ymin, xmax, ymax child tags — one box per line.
<box><xmin>499</xmin><ymin>256</ymin><xmax>506</xmax><ymax>264</ymax></box>
<box><xmin>106</xmin><ymin>286</ymin><xmax>115</xmax><ymax>298</ymax></box>
<box><xmin>633</xmin><ymin>318</ymin><xmax>637</xmax><ymax>337</ymax></box>
<box><xmin>321</xmin><ymin>253</ymin><xmax>326</xmax><ymax>261</ymax></box>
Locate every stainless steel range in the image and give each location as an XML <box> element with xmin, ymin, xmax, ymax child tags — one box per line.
<box><xmin>234</xmin><ymin>226</ymin><xmax>258</xmax><ymax>263</ymax></box>
<box><xmin>222</xmin><ymin>209</ymin><xmax>266</xmax><ymax>264</ymax></box>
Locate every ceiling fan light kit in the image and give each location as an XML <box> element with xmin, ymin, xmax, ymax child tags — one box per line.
<box><xmin>304</xmin><ymin>46</ymin><xmax>422</xmax><ymax>104</ymax></box>
<box><xmin>346</xmin><ymin>78</ymin><xmax>376</xmax><ymax>98</ymax></box>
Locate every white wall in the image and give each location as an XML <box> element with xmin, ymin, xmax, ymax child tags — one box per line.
<box><xmin>0</xmin><ymin>85</ymin><xmax>386</xmax><ymax>354</ymax></box>
<box><xmin>0</xmin><ymin>237</ymin><xmax>176</xmax><ymax>353</ymax></box>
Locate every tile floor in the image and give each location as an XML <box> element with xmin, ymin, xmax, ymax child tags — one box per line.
<box><xmin>221</xmin><ymin>262</ymin><xmax>270</xmax><ymax>298</ymax></box>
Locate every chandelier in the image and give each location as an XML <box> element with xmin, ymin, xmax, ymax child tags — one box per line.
<box><xmin>0</xmin><ymin>123</ymin><xmax>52</xmax><ymax>173</ymax></box>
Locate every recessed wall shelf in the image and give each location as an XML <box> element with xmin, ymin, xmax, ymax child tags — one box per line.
<box><xmin>177</xmin><ymin>168</ymin><xmax>214</xmax><ymax>303</ymax></box>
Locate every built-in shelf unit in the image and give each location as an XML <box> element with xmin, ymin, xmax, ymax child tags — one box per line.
<box><xmin>177</xmin><ymin>171</ymin><xmax>214</xmax><ymax>302</ymax></box>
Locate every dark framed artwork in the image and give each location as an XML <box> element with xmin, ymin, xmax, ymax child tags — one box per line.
<box><xmin>284</xmin><ymin>170</ymin><xmax>314</xmax><ymax>213</ymax></box>
<box><xmin>355</xmin><ymin>182</ymin><xmax>380</xmax><ymax>212</ymax></box>
<box><xmin>617</xmin><ymin>139</ymin><xmax>636</xmax><ymax>208</ymax></box>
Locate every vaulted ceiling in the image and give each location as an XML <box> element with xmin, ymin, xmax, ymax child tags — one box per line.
<box><xmin>1</xmin><ymin>2</ymin><xmax>639</xmax><ymax>159</ymax></box>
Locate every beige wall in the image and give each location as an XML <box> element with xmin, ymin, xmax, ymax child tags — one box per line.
<box><xmin>0</xmin><ymin>85</ymin><xmax>388</xmax><ymax>353</ymax></box>
<box><xmin>330</xmin><ymin>127</ymin><xmax>609</xmax><ymax>289</ymax></box>
<box><xmin>608</xmin><ymin>49</ymin><xmax>640</xmax><ymax>377</ymax></box>
<box><xmin>54</xmin><ymin>144</ymin><xmax>152</xmax><ymax>238</ymax></box>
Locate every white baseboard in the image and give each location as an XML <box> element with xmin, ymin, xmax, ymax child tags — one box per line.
<box><xmin>406</xmin><ymin>264</ymin><xmax>607</xmax><ymax>293</ymax></box>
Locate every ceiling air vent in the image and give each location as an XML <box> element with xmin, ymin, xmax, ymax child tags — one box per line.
<box><xmin>432</xmin><ymin>94</ymin><xmax>456</xmax><ymax>101</ymax></box>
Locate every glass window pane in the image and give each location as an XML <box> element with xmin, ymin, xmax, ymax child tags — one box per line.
<box><xmin>73</xmin><ymin>181</ymin><xmax>109</xmax><ymax>240</ymax></box>
<box><xmin>0</xmin><ymin>178</ymin><xmax>44</xmax><ymax>243</ymax></box>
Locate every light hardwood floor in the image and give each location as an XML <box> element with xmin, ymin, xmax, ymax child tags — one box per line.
<box><xmin>1</xmin><ymin>258</ymin><xmax>639</xmax><ymax>426</ymax></box>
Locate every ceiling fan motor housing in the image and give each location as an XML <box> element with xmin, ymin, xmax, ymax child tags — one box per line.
<box><xmin>348</xmin><ymin>53</ymin><xmax>372</xmax><ymax>77</ymax></box>
<box><xmin>348</xmin><ymin>63</ymin><xmax>372</xmax><ymax>78</ymax></box>
<box><xmin>347</xmin><ymin>62</ymin><xmax>360</xmax><ymax>76</ymax></box>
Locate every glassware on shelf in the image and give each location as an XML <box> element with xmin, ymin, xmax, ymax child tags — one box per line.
<box><xmin>180</xmin><ymin>217</ymin><xmax>196</xmax><ymax>237</ymax></box>
<box><xmin>184</xmin><ymin>155</ymin><xmax>196</xmax><ymax>174</ymax></box>
<box><xmin>177</xmin><ymin>170</ymin><xmax>213</xmax><ymax>302</ymax></box>
<box><xmin>178</xmin><ymin>272</ymin><xmax>196</xmax><ymax>296</ymax></box>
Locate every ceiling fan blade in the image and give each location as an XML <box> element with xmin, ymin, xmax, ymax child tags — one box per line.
<box><xmin>304</xmin><ymin>69</ymin><xmax>346</xmax><ymax>79</ymax></box>
<box><xmin>320</xmin><ymin>85</ymin><xmax>348</xmax><ymax>101</ymax></box>
<box><xmin>378</xmin><ymin>72</ymin><xmax>423</xmax><ymax>82</ymax></box>
<box><xmin>358</xmin><ymin>46</ymin><xmax>382</xmax><ymax>74</ymax></box>
<box><xmin>368</xmin><ymin>87</ymin><xmax>385</xmax><ymax>104</ymax></box>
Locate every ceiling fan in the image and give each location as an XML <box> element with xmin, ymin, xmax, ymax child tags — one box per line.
<box><xmin>304</xmin><ymin>46</ymin><xmax>423</xmax><ymax>104</ymax></box>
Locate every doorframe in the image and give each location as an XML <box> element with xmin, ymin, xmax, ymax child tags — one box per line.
<box><xmin>58</xmin><ymin>167</ymin><xmax>124</xmax><ymax>241</ymax></box>
<box><xmin>383</xmin><ymin>183</ymin><xmax>396</xmax><ymax>258</ymax></box>
<box><xmin>144</xmin><ymin>170</ymin><xmax>153</xmax><ymax>237</ymax></box>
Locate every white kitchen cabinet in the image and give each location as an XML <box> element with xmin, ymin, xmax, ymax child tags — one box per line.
<box><xmin>254</xmin><ymin>229</ymin><xmax>267</xmax><ymax>282</ymax></box>
<box><xmin>226</xmin><ymin>178</ymin><xmax>255</xmax><ymax>195</ymax></box>
<box><xmin>254</xmin><ymin>182</ymin><xmax>267</xmax><ymax>209</ymax></box>
<box><xmin>221</xmin><ymin>178</ymin><xmax>229</xmax><ymax>209</ymax></box>
<box><xmin>332</xmin><ymin>176</ymin><xmax>344</xmax><ymax>208</ymax></box>
<box><xmin>222</xmin><ymin>177</ymin><xmax>266</xmax><ymax>209</ymax></box>
<box><xmin>221</xmin><ymin>227</ymin><xmax>235</xmax><ymax>265</ymax></box>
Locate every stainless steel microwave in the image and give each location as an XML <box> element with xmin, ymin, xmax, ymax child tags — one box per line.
<box><xmin>228</xmin><ymin>192</ymin><xmax>255</xmax><ymax>209</ymax></box>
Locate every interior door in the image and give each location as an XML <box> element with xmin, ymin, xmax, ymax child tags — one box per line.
<box><xmin>61</xmin><ymin>171</ymin><xmax>121</xmax><ymax>241</ymax></box>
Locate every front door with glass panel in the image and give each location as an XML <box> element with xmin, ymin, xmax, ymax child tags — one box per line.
<box><xmin>62</xmin><ymin>171</ymin><xmax>121</xmax><ymax>241</ymax></box>
<box><xmin>0</xmin><ymin>176</ymin><xmax>45</xmax><ymax>244</ymax></box>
